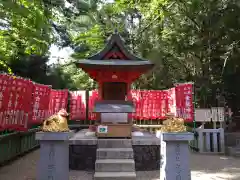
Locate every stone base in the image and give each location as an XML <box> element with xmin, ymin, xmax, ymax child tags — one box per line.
<box><xmin>94</xmin><ymin>172</ymin><xmax>136</xmax><ymax>180</ymax></box>
<box><xmin>226</xmin><ymin>146</ymin><xmax>240</xmax><ymax>157</ymax></box>
<box><xmin>160</xmin><ymin>132</ymin><xmax>193</xmax><ymax>180</ymax></box>
<box><xmin>69</xmin><ymin>145</ymin><xmax>160</xmax><ymax>171</ymax></box>
<box><xmin>134</xmin><ymin>145</ymin><xmax>160</xmax><ymax>171</ymax></box>
<box><xmin>69</xmin><ymin>130</ymin><xmax>160</xmax><ymax>171</ymax></box>
<box><xmin>69</xmin><ymin>145</ymin><xmax>97</xmax><ymax>171</ymax></box>
<box><xmin>36</xmin><ymin>131</ymin><xmax>73</xmax><ymax>180</ymax></box>
<box><xmin>36</xmin><ymin>131</ymin><xmax>73</xmax><ymax>141</ymax></box>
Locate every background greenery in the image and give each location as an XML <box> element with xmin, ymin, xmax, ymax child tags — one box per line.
<box><xmin>1</xmin><ymin>0</ymin><xmax>240</xmax><ymax>112</ymax></box>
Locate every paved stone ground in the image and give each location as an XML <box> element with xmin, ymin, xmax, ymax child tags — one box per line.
<box><xmin>0</xmin><ymin>150</ymin><xmax>240</xmax><ymax>180</ymax></box>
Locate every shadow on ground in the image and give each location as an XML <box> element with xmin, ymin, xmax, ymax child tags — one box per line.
<box><xmin>190</xmin><ymin>153</ymin><xmax>240</xmax><ymax>180</ymax></box>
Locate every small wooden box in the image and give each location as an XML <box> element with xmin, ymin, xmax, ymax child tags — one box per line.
<box><xmin>96</xmin><ymin>124</ymin><xmax>132</xmax><ymax>138</ymax></box>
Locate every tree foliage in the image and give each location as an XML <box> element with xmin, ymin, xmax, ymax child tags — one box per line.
<box><xmin>109</xmin><ymin>0</ymin><xmax>240</xmax><ymax>109</ymax></box>
<box><xmin>2</xmin><ymin>0</ymin><xmax>240</xmax><ymax>110</ymax></box>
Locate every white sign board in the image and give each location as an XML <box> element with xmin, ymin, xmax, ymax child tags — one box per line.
<box><xmin>195</xmin><ymin>108</ymin><xmax>211</xmax><ymax>122</ymax></box>
<box><xmin>97</xmin><ymin>125</ymin><xmax>108</xmax><ymax>133</ymax></box>
<box><xmin>211</xmin><ymin>107</ymin><xmax>225</xmax><ymax>122</ymax></box>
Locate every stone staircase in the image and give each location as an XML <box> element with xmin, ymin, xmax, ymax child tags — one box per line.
<box><xmin>225</xmin><ymin>115</ymin><xmax>240</xmax><ymax>132</ymax></box>
<box><xmin>227</xmin><ymin>146</ymin><xmax>240</xmax><ymax>157</ymax></box>
<box><xmin>94</xmin><ymin>139</ymin><xmax>136</xmax><ymax>180</ymax></box>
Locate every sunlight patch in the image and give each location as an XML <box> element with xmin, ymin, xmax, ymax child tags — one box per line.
<box><xmin>191</xmin><ymin>170</ymin><xmax>240</xmax><ymax>180</ymax></box>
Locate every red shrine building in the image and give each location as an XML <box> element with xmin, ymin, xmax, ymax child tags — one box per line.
<box><xmin>76</xmin><ymin>31</ymin><xmax>154</xmax><ymax>138</ymax></box>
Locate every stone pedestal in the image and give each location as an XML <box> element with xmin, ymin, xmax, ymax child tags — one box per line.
<box><xmin>160</xmin><ymin>132</ymin><xmax>194</xmax><ymax>180</ymax></box>
<box><xmin>36</xmin><ymin>132</ymin><xmax>73</xmax><ymax>180</ymax></box>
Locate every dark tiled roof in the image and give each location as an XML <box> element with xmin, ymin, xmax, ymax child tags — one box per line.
<box><xmin>87</xmin><ymin>32</ymin><xmax>149</xmax><ymax>61</ymax></box>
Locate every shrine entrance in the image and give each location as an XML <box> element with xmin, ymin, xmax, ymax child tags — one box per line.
<box><xmin>102</xmin><ymin>82</ymin><xmax>127</xmax><ymax>100</ymax></box>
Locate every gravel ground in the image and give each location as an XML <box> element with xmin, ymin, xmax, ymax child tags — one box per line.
<box><xmin>0</xmin><ymin>150</ymin><xmax>240</xmax><ymax>180</ymax></box>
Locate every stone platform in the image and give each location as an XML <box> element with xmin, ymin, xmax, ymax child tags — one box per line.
<box><xmin>69</xmin><ymin>130</ymin><xmax>160</xmax><ymax>171</ymax></box>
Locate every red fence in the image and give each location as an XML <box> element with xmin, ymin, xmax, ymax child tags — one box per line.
<box><xmin>48</xmin><ymin>89</ymin><xmax>68</xmax><ymax>115</ymax></box>
<box><xmin>0</xmin><ymin>74</ymin><xmax>69</xmax><ymax>132</ymax></box>
<box><xmin>0</xmin><ymin>74</ymin><xmax>194</xmax><ymax>131</ymax></box>
<box><xmin>88</xmin><ymin>90</ymin><xmax>99</xmax><ymax>121</ymax></box>
<box><xmin>69</xmin><ymin>91</ymin><xmax>86</xmax><ymax>121</ymax></box>
<box><xmin>77</xmin><ymin>82</ymin><xmax>194</xmax><ymax>122</ymax></box>
<box><xmin>31</xmin><ymin>84</ymin><xmax>51</xmax><ymax>125</ymax></box>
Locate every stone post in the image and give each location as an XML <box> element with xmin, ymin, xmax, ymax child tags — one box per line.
<box><xmin>160</xmin><ymin>132</ymin><xmax>194</xmax><ymax>180</ymax></box>
<box><xmin>36</xmin><ymin>132</ymin><xmax>73</xmax><ymax>180</ymax></box>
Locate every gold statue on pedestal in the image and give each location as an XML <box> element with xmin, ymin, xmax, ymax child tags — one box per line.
<box><xmin>42</xmin><ymin>109</ymin><xmax>70</xmax><ymax>132</ymax></box>
<box><xmin>161</xmin><ymin>112</ymin><xmax>187</xmax><ymax>133</ymax></box>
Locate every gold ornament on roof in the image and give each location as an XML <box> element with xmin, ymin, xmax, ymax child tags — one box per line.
<box><xmin>161</xmin><ymin>112</ymin><xmax>187</xmax><ymax>133</ymax></box>
<box><xmin>42</xmin><ymin>109</ymin><xmax>70</xmax><ymax>132</ymax></box>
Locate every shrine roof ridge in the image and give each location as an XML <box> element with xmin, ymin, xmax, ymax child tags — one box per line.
<box><xmin>87</xmin><ymin>32</ymin><xmax>149</xmax><ymax>61</ymax></box>
<box><xmin>76</xmin><ymin>59</ymin><xmax>154</xmax><ymax>66</ymax></box>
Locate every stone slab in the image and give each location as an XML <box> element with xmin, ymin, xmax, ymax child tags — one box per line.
<box><xmin>94</xmin><ymin>172</ymin><xmax>136</xmax><ymax>180</ymax></box>
<box><xmin>97</xmin><ymin>148</ymin><xmax>134</xmax><ymax>159</ymax></box>
<box><xmin>160</xmin><ymin>132</ymin><xmax>192</xmax><ymax>180</ymax></box>
<box><xmin>36</xmin><ymin>131</ymin><xmax>74</xmax><ymax>141</ymax></box>
<box><xmin>161</xmin><ymin>132</ymin><xmax>194</xmax><ymax>141</ymax></box>
<box><xmin>227</xmin><ymin>146</ymin><xmax>240</xmax><ymax>157</ymax></box>
<box><xmin>132</xmin><ymin>138</ymin><xmax>160</xmax><ymax>145</ymax></box>
<box><xmin>69</xmin><ymin>145</ymin><xmax>97</xmax><ymax>170</ymax></box>
<box><xmin>98</xmin><ymin>139</ymin><xmax>132</xmax><ymax>148</ymax></box>
<box><xmin>133</xmin><ymin>145</ymin><xmax>160</xmax><ymax>171</ymax></box>
<box><xmin>95</xmin><ymin>159</ymin><xmax>135</xmax><ymax>172</ymax></box>
<box><xmin>69</xmin><ymin>130</ymin><xmax>97</xmax><ymax>145</ymax></box>
<box><xmin>69</xmin><ymin>145</ymin><xmax>160</xmax><ymax>171</ymax></box>
<box><xmin>69</xmin><ymin>130</ymin><xmax>160</xmax><ymax>145</ymax></box>
<box><xmin>36</xmin><ymin>132</ymin><xmax>73</xmax><ymax>180</ymax></box>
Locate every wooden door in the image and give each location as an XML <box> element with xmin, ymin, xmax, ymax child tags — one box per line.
<box><xmin>102</xmin><ymin>82</ymin><xmax>127</xmax><ymax>100</ymax></box>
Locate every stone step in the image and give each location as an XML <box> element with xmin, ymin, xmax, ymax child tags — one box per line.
<box><xmin>227</xmin><ymin>147</ymin><xmax>240</xmax><ymax>157</ymax></box>
<box><xmin>234</xmin><ymin>152</ymin><xmax>240</xmax><ymax>157</ymax></box>
<box><xmin>94</xmin><ymin>172</ymin><xmax>136</xmax><ymax>180</ymax></box>
<box><xmin>97</xmin><ymin>148</ymin><xmax>134</xmax><ymax>159</ymax></box>
<box><xmin>95</xmin><ymin>159</ymin><xmax>135</xmax><ymax>172</ymax></box>
<box><xmin>98</xmin><ymin>139</ymin><xmax>132</xmax><ymax>148</ymax></box>
<box><xmin>231</xmin><ymin>150</ymin><xmax>240</xmax><ymax>157</ymax></box>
